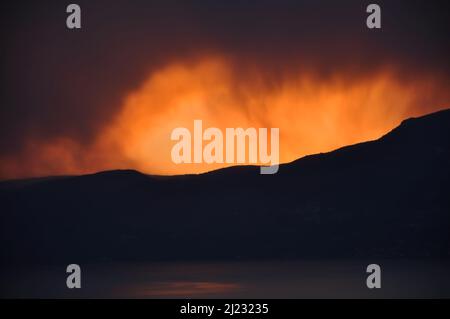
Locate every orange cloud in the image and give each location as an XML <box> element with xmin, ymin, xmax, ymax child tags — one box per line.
<box><xmin>1</xmin><ymin>56</ymin><xmax>449</xmax><ymax>179</ymax></box>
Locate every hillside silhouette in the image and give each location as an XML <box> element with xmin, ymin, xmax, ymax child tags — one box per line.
<box><xmin>1</xmin><ymin>109</ymin><xmax>450</xmax><ymax>265</ymax></box>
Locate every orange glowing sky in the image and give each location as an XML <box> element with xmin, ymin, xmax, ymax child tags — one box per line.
<box><xmin>1</xmin><ymin>55</ymin><xmax>449</xmax><ymax>179</ymax></box>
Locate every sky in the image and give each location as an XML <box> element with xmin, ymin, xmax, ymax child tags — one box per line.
<box><xmin>1</xmin><ymin>0</ymin><xmax>449</xmax><ymax>179</ymax></box>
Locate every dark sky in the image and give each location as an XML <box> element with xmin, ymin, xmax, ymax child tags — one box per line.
<box><xmin>1</xmin><ymin>0</ymin><xmax>449</xmax><ymax>177</ymax></box>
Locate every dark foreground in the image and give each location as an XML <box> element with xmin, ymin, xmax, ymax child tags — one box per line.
<box><xmin>1</xmin><ymin>109</ymin><xmax>450</xmax><ymax>265</ymax></box>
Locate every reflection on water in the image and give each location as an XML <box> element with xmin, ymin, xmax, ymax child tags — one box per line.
<box><xmin>1</xmin><ymin>260</ymin><xmax>450</xmax><ymax>298</ymax></box>
<box><xmin>132</xmin><ymin>281</ymin><xmax>240</xmax><ymax>298</ymax></box>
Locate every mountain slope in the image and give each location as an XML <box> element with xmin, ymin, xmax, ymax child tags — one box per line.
<box><xmin>1</xmin><ymin>109</ymin><xmax>450</xmax><ymax>264</ymax></box>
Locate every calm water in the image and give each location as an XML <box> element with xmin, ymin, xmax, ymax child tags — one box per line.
<box><xmin>1</xmin><ymin>260</ymin><xmax>450</xmax><ymax>298</ymax></box>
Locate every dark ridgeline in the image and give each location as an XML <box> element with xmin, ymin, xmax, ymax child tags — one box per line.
<box><xmin>1</xmin><ymin>109</ymin><xmax>449</xmax><ymax>265</ymax></box>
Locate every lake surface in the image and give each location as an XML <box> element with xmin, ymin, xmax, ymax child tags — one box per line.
<box><xmin>1</xmin><ymin>260</ymin><xmax>450</xmax><ymax>298</ymax></box>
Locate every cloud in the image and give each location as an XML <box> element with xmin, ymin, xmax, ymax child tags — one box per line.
<box><xmin>1</xmin><ymin>0</ymin><xmax>449</xmax><ymax>178</ymax></box>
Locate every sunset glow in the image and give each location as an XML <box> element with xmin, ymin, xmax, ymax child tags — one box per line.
<box><xmin>0</xmin><ymin>56</ymin><xmax>448</xmax><ymax>179</ymax></box>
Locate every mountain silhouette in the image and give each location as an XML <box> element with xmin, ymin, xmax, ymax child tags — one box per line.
<box><xmin>1</xmin><ymin>109</ymin><xmax>450</xmax><ymax>265</ymax></box>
